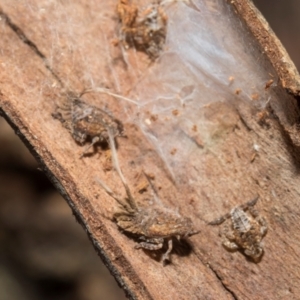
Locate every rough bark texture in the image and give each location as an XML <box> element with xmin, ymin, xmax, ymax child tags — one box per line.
<box><xmin>231</xmin><ymin>0</ymin><xmax>300</xmax><ymax>96</ymax></box>
<box><xmin>1</xmin><ymin>1</ymin><xmax>300</xmax><ymax>299</ymax></box>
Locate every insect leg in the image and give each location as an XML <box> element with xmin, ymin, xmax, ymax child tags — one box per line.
<box><xmin>80</xmin><ymin>136</ymin><xmax>100</xmax><ymax>158</ymax></box>
<box><xmin>162</xmin><ymin>238</ymin><xmax>173</xmax><ymax>265</ymax></box>
<box><xmin>258</xmin><ymin>216</ymin><xmax>268</xmax><ymax>236</ymax></box>
<box><xmin>222</xmin><ymin>240</ymin><xmax>239</xmax><ymax>251</ymax></box>
<box><xmin>221</xmin><ymin>224</ymin><xmax>238</xmax><ymax>251</ymax></box>
<box><xmin>135</xmin><ymin>238</ymin><xmax>164</xmax><ymax>251</ymax></box>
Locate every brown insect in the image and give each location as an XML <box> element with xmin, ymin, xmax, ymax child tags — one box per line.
<box><xmin>209</xmin><ymin>197</ymin><xmax>267</xmax><ymax>262</ymax></box>
<box><xmin>117</xmin><ymin>0</ymin><xmax>168</xmax><ymax>59</ymax></box>
<box><xmin>52</xmin><ymin>91</ymin><xmax>124</xmax><ymax>157</ymax></box>
<box><xmin>97</xmin><ymin>129</ymin><xmax>199</xmax><ymax>265</ymax></box>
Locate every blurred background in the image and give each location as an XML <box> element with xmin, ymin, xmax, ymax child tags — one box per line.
<box><xmin>0</xmin><ymin>119</ymin><xmax>126</xmax><ymax>300</ymax></box>
<box><xmin>0</xmin><ymin>1</ymin><xmax>299</xmax><ymax>300</ymax></box>
<box><xmin>253</xmin><ymin>0</ymin><xmax>300</xmax><ymax>71</ymax></box>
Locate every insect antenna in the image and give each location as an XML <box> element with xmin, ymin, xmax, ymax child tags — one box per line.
<box><xmin>208</xmin><ymin>212</ymin><xmax>231</xmax><ymax>226</ymax></box>
<box><xmin>243</xmin><ymin>195</ymin><xmax>259</xmax><ymax>210</ymax></box>
<box><xmin>107</xmin><ymin>128</ymin><xmax>138</xmax><ymax>210</ymax></box>
<box><xmin>95</xmin><ymin>177</ymin><xmax>128</xmax><ymax>210</ymax></box>
<box><xmin>143</xmin><ymin>171</ymin><xmax>161</xmax><ymax>204</ymax></box>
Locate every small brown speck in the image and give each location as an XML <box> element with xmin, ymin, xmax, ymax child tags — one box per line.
<box><xmin>226</xmin><ymin>157</ymin><xmax>232</xmax><ymax>164</ymax></box>
<box><xmin>257</xmin><ymin>110</ymin><xmax>269</xmax><ymax>125</ymax></box>
<box><xmin>170</xmin><ymin>148</ymin><xmax>177</xmax><ymax>155</ymax></box>
<box><xmin>137</xmin><ymin>179</ymin><xmax>149</xmax><ymax>193</ymax></box>
<box><xmin>265</xmin><ymin>79</ymin><xmax>274</xmax><ymax>90</ymax></box>
<box><xmin>146</xmin><ymin>173</ymin><xmax>155</xmax><ymax>180</ymax></box>
<box><xmin>251</xmin><ymin>93</ymin><xmax>260</xmax><ymax>101</ymax></box>
<box><xmin>103</xmin><ymin>150</ymin><xmax>113</xmax><ymax>171</ymax></box>
<box><xmin>150</xmin><ymin>114</ymin><xmax>158</xmax><ymax>121</ymax></box>
<box><xmin>172</xmin><ymin>109</ymin><xmax>179</xmax><ymax>116</ymax></box>
<box><xmin>192</xmin><ymin>125</ymin><xmax>197</xmax><ymax>132</ymax></box>
<box><xmin>250</xmin><ymin>152</ymin><xmax>256</xmax><ymax>163</ymax></box>
<box><xmin>111</xmin><ymin>39</ymin><xmax>120</xmax><ymax>46</ymax></box>
<box><xmin>235</xmin><ymin>89</ymin><xmax>241</xmax><ymax>95</ymax></box>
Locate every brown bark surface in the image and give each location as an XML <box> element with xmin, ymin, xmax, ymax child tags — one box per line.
<box><xmin>1</xmin><ymin>1</ymin><xmax>300</xmax><ymax>299</ymax></box>
<box><xmin>231</xmin><ymin>0</ymin><xmax>300</xmax><ymax>96</ymax></box>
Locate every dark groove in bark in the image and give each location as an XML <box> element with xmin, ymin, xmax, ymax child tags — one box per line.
<box><xmin>0</xmin><ymin>9</ymin><xmax>64</xmax><ymax>88</ymax></box>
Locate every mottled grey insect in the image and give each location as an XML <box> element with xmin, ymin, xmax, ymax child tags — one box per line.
<box><xmin>97</xmin><ymin>130</ymin><xmax>199</xmax><ymax>265</ymax></box>
<box><xmin>52</xmin><ymin>91</ymin><xmax>124</xmax><ymax>156</ymax></box>
<box><xmin>117</xmin><ymin>0</ymin><xmax>168</xmax><ymax>59</ymax></box>
<box><xmin>209</xmin><ymin>197</ymin><xmax>267</xmax><ymax>261</ymax></box>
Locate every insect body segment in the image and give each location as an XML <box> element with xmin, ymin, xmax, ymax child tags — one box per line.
<box><xmin>209</xmin><ymin>197</ymin><xmax>267</xmax><ymax>262</ymax></box>
<box><xmin>231</xmin><ymin>206</ymin><xmax>252</xmax><ymax>233</ymax></box>
<box><xmin>53</xmin><ymin>92</ymin><xmax>124</xmax><ymax>156</ymax></box>
<box><xmin>97</xmin><ymin>129</ymin><xmax>199</xmax><ymax>265</ymax></box>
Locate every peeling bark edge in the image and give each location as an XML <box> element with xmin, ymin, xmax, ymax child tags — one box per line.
<box><xmin>0</xmin><ymin>11</ymin><xmax>152</xmax><ymax>299</ymax></box>
<box><xmin>0</xmin><ymin>99</ymin><xmax>153</xmax><ymax>300</ymax></box>
<box><xmin>228</xmin><ymin>0</ymin><xmax>300</xmax><ymax>96</ymax></box>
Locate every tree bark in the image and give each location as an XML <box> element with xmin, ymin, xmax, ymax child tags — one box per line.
<box><xmin>1</xmin><ymin>0</ymin><xmax>300</xmax><ymax>299</ymax></box>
